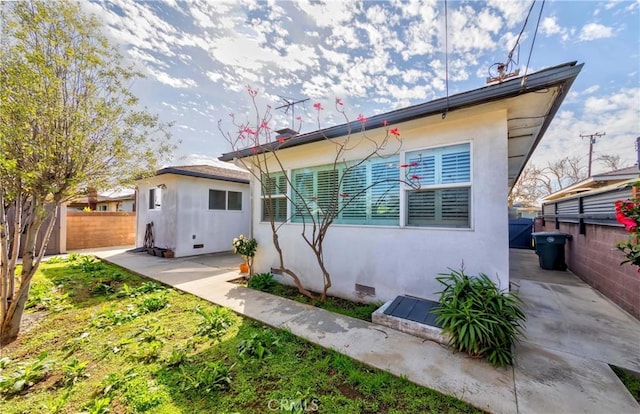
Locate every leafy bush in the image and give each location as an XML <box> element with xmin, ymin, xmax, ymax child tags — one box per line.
<box><xmin>175</xmin><ymin>361</ymin><xmax>232</xmax><ymax>394</ymax></box>
<box><xmin>118</xmin><ymin>281</ymin><xmax>165</xmax><ymax>298</ymax></box>
<box><xmin>72</xmin><ymin>255</ymin><xmax>107</xmax><ymax>273</ymax></box>
<box><xmin>91</xmin><ymin>304</ymin><xmax>140</xmax><ymax>329</ymax></box>
<box><xmin>237</xmin><ymin>328</ymin><xmax>282</xmax><ymax>360</ymax></box>
<box><xmin>195</xmin><ymin>307</ymin><xmax>234</xmax><ymax>341</ymax></box>
<box><xmin>83</xmin><ymin>396</ymin><xmax>111</xmax><ymax>414</ymax></box>
<box><xmin>433</xmin><ymin>269</ymin><xmax>526</xmax><ymax>367</ymax></box>
<box><xmin>247</xmin><ymin>272</ymin><xmax>275</xmax><ymax>291</ymax></box>
<box><xmin>91</xmin><ymin>281</ymin><xmax>116</xmax><ymax>296</ymax></box>
<box><xmin>137</xmin><ymin>292</ymin><xmax>169</xmax><ymax>313</ymax></box>
<box><xmin>61</xmin><ymin>359</ymin><xmax>89</xmax><ymax>387</ymax></box>
<box><xmin>0</xmin><ymin>352</ymin><xmax>53</xmax><ymax>395</ymax></box>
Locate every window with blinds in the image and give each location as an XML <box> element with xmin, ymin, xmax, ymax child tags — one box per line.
<box><xmin>406</xmin><ymin>143</ymin><xmax>471</xmax><ymax>228</ymax></box>
<box><xmin>261</xmin><ymin>173</ymin><xmax>288</xmax><ymax>222</ymax></box>
<box><xmin>291</xmin><ymin>156</ymin><xmax>400</xmax><ymax>226</ymax></box>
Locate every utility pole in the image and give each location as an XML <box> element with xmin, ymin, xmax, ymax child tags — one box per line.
<box><xmin>580</xmin><ymin>132</ymin><xmax>605</xmax><ymax>177</ymax></box>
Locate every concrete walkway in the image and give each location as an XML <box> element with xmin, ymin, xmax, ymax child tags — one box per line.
<box><xmin>87</xmin><ymin>247</ymin><xmax>640</xmax><ymax>414</ymax></box>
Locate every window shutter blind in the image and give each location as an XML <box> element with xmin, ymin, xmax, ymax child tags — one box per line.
<box><xmin>441</xmin><ymin>150</ymin><xmax>470</xmax><ymax>184</ymax></box>
<box><xmin>370</xmin><ymin>161</ymin><xmax>400</xmax><ymax>222</ymax></box>
<box><xmin>407</xmin><ymin>191</ymin><xmax>436</xmax><ymax>225</ymax></box>
<box><xmin>340</xmin><ymin>165</ymin><xmax>367</xmax><ymax>222</ymax></box>
<box><xmin>293</xmin><ymin>170</ymin><xmax>314</xmax><ymax>220</ymax></box>
<box><xmin>406</xmin><ymin>154</ymin><xmax>435</xmax><ymax>185</ymax></box>
<box><xmin>441</xmin><ymin>188</ymin><xmax>470</xmax><ymax>226</ymax></box>
<box><xmin>317</xmin><ymin>169</ymin><xmax>338</xmax><ymax>218</ymax></box>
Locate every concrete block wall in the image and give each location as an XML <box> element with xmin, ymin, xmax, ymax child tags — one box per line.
<box><xmin>544</xmin><ymin>220</ymin><xmax>639</xmax><ymax>319</ymax></box>
<box><xmin>67</xmin><ymin>212</ymin><xmax>135</xmax><ymax>250</ymax></box>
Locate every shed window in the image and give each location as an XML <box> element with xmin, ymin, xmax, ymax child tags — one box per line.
<box><xmin>227</xmin><ymin>191</ymin><xmax>242</xmax><ymax>210</ymax></box>
<box><xmin>209</xmin><ymin>189</ymin><xmax>226</xmax><ymax>210</ymax></box>
<box><xmin>406</xmin><ymin>143</ymin><xmax>471</xmax><ymax>228</ymax></box>
<box><xmin>149</xmin><ymin>188</ymin><xmax>161</xmax><ymax>210</ymax></box>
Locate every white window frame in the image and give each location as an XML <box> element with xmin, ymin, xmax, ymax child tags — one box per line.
<box><xmin>403</xmin><ymin>142</ymin><xmax>472</xmax><ymax>229</ymax></box>
<box><xmin>261</xmin><ymin>172</ymin><xmax>288</xmax><ymax>222</ymax></box>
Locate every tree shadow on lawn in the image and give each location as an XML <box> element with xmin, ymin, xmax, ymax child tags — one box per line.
<box><xmin>152</xmin><ymin>317</ymin><xmax>480</xmax><ymax>414</ymax></box>
<box><xmin>34</xmin><ymin>257</ymin><xmax>165</xmax><ymax>310</ymax></box>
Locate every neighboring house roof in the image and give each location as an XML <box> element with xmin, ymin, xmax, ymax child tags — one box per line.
<box><xmin>542</xmin><ymin>165</ymin><xmax>639</xmax><ymax>202</ymax></box>
<box><xmin>154</xmin><ymin>164</ymin><xmax>250</xmax><ymax>184</ymax></box>
<box><xmin>219</xmin><ymin>61</ymin><xmax>583</xmax><ymax>191</ymax></box>
<box><xmin>69</xmin><ymin>195</ymin><xmax>111</xmax><ymax>204</ymax></box>
<box><xmin>98</xmin><ymin>193</ymin><xmax>135</xmax><ymax>202</ymax></box>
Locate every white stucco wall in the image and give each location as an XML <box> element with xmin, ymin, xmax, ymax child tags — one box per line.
<box><xmin>174</xmin><ymin>176</ymin><xmax>250</xmax><ymax>257</ymax></box>
<box><xmin>250</xmin><ymin>108</ymin><xmax>509</xmax><ymax>303</ymax></box>
<box><xmin>136</xmin><ymin>174</ymin><xmax>250</xmax><ymax>257</ymax></box>
<box><xmin>136</xmin><ymin>175</ymin><xmax>179</xmax><ymax>251</ymax></box>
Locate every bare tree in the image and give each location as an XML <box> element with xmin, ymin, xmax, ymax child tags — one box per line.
<box><xmin>595</xmin><ymin>154</ymin><xmax>628</xmax><ymax>172</ymax></box>
<box><xmin>510</xmin><ymin>156</ymin><xmax>589</xmax><ymax>205</ymax></box>
<box><xmin>219</xmin><ymin>90</ymin><xmax>418</xmax><ymax>301</ymax></box>
<box><xmin>508</xmin><ymin>164</ymin><xmax>546</xmax><ymax>206</ymax></box>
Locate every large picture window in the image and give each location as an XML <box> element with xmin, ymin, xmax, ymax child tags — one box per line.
<box><xmin>291</xmin><ymin>156</ymin><xmax>400</xmax><ymax>226</ymax></box>
<box><xmin>406</xmin><ymin>143</ymin><xmax>471</xmax><ymax>228</ymax></box>
<box><xmin>261</xmin><ymin>173</ymin><xmax>288</xmax><ymax>222</ymax></box>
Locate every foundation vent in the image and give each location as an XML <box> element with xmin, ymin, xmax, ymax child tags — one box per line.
<box><xmin>355</xmin><ymin>283</ymin><xmax>376</xmax><ymax>296</ymax></box>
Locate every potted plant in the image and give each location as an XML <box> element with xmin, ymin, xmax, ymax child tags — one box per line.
<box><xmin>232</xmin><ymin>235</ymin><xmax>257</xmax><ymax>276</ymax></box>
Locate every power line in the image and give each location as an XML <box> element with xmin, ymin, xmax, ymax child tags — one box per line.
<box><xmin>521</xmin><ymin>0</ymin><xmax>545</xmax><ymax>88</ymax></box>
<box><xmin>580</xmin><ymin>132</ymin><xmax>606</xmax><ymax>177</ymax></box>
<box><xmin>443</xmin><ymin>0</ymin><xmax>449</xmax><ymax>119</ymax></box>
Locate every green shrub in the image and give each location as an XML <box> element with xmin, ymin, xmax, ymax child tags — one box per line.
<box><xmin>0</xmin><ymin>352</ymin><xmax>53</xmax><ymax>395</ymax></box>
<box><xmin>433</xmin><ymin>269</ymin><xmax>526</xmax><ymax>367</ymax></box>
<box><xmin>61</xmin><ymin>359</ymin><xmax>89</xmax><ymax>387</ymax></box>
<box><xmin>137</xmin><ymin>292</ymin><xmax>169</xmax><ymax>313</ymax></box>
<box><xmin>175</xmin><ymin>361</ymin><xmax>232</xmax><ymax>394</ymax></box>
<box><xmin>247</xmin><ymin>272</ymin><xmax>275</xmax><ymax>291</ymax></box>
<box><xmin>195</xmin><ymin>307</ymin><xmax>234</xmax><ymax>341</ymax></box>
<box><xmin>237</xmin><ymin>328</ymin><xmax>282</xmax><ymax>360</ymax></box>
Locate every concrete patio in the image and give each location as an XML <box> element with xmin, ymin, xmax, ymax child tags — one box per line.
<box><xmin>85</xmin><ymin>246</ymin><xmax>640</xmax><ymax>414</ymax></box>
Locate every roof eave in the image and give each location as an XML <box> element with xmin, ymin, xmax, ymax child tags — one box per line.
<box><xmin>154</xmin><ymin>167</ymin><xmax>250</xmax><ymax>184</ymax></box>
<box><xmin>219</xmin><ymin>61</ymin><xmax>583</xmax><ymax>162</ymax></box>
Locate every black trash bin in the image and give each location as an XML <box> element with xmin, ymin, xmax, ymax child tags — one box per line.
<box><xmin>531</xmin><ymin>232</ymin><xmax>572</xmax><ymax>270</ymax></box>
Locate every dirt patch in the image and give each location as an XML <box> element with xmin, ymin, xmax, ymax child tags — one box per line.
<box><xmin>21</xmin><ymin>311</ymin><xmax>47</xmax><ymax>334</ymax></box>
<box><xmin>336</xmin><ymin>382</ymin><xmax>366</xmax><ymax>400</ymax></box>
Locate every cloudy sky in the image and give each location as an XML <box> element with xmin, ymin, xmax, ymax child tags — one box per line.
<box><xmin>81</xmin><ymin>0</ymin><xmax>640</xmax><ymax>175</ymax></box>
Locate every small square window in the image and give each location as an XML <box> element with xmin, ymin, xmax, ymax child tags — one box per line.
<box><xmin>149</xmin><ymin>188</ymin><xmax>161</xmax><ymax>210</ymax></box>
<box><xmin>209</xmin><ymin>189</ymin><xmax>225</xmax><ymax>210</ymax></box>
<box><xmin>228</xmin><ymin>191</ymin><xmax>242</xmax><ymax>210</ymax></box>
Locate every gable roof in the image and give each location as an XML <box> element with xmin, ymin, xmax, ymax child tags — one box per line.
<box><xmin>155</xmin><ymin>164</ymin><xmax>250</xmax><ymax>184</ymax></box>
<box><xmin>219</xmin><ymin>61</ymin><xmax>583</xmax><ymax>191</ymax></box>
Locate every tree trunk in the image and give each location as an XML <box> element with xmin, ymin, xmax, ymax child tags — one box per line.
<box><xmin>0</xmin><ymin>283</ymin><xmax>30</xmax><ymax>345</ymax></box>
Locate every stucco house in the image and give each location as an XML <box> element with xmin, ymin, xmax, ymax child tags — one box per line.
<box><xmin>96</xmin><ymin>193</ymin><xmax>136</xmax><ymax>212</ymax></box>
<box><xmin>219</xmin><ymin>61</ymin><xmax>582</xmax><ymax>303</ymax></box>
<box><xmin>135</xmin><ymin>164</ymin><xmax>250</xmax><ymax>258</ymax></box>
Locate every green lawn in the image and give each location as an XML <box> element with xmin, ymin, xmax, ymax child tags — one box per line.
<box><xmin>0</xmin><ymin>255</ymin><xmax>481</xmax><ymax>413</ymax></box>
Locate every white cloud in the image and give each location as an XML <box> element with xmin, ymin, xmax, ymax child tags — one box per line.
<box><xmin>487</xmin><ymin>0</ymin><xmax>531</xmax><ymax>28</ymax></box>
<box><xmin>579</xmin><ymin>23</ymin><xmax>614</xmax><ymax>41</ymax></box>
<box><xmin>147</xmin><ymin>68</ymin><xmax>197</xmax><ymax>88</ymax></box>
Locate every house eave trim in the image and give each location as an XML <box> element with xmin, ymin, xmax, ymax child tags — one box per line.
<box><xmin>219</xmin><ymin>61</ymin><xmax>583</xmax><ymax>162</ymax></box>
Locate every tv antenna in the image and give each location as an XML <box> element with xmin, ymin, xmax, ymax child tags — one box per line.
<box><xmin>275</xmin><ymin>96</ymin><xmax>309</xmax><ymax>129</ymax></box>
